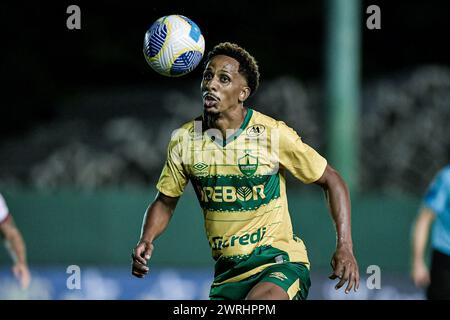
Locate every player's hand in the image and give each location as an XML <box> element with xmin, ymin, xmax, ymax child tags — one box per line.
<box><xmin>12</xmin><ymin>262</ymin><xmax>31</xmax><ymax>289</ymax></box>
<box><xmin>131</xmin><ymin>240</ymin><xmax>154</xmax><ymax>278</ymax></box>
<box><xmin>411</xmin><ymin>260</ymin><xmax>430</xmax><ymax>288</ymax></box>
<box><xmin>329</xmin><ymin>245</ymin><xmax>360</xmax><ymax>294</ymax></box>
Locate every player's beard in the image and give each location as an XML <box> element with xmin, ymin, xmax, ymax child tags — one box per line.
<box><xmin>203</xmin><ymin>109</ymin><xmax>220</xmax><ymax>129</ymax></box>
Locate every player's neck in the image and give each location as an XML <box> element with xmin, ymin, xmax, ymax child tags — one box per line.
<box><xmin>204</xmin><ymin>106</ymin><xmax>247</xmax><ymax>139</ymax></box>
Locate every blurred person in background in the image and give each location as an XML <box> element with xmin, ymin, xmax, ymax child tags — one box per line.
<box><xmin>0</xmin><ymin>193</ymin><xmax>31</xmax><ymax>289</ymax></box>
<box><xmin>411</xmin><ymin>165</ymin><xmax>450</xmax><ymax>299</ymax></box>
<box><xmin>131</xmin><ymin>42</ymin><xmax>359</xmax><ymax>300</ymax></box>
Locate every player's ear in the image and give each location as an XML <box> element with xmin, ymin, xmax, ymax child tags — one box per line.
<box><xmin>239</xmin><ymin>86</ymin><xmax>251</xmax><ymax>103</ymax></box>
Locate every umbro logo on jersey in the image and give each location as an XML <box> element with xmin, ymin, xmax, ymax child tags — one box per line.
<box><xmin>268</xmin><ymin>272</ymin><xmax>288</xmax><ymax>281</ymax></box>
<box><xmin>193</xmin><ymin>162</ymin><xmax>208</xmax><ymax>172</ymax></box>
<box><xmin>246</xmin><ymin>124</ymin><xmax>265</xmax><ymax>137</ymax></box>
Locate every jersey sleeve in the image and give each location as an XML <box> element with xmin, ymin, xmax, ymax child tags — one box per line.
<box><xmin>423</xmin><ymin>167</ymin><xmax>450</xmax><ymax>216</ymax></box>
<box><xmin>0</xmin><ymin>193</ymin><xmax>10</xmax><ymax>224</ymax></box>
<box><xmin>156</xmin><ymin>133</ymin><xmax>189</xmax><ymax>197</ymax></box>
<box><xmin>277</xmin><ymin>121</ymin><xmax>327</xmax><ymax>184</ymax></box>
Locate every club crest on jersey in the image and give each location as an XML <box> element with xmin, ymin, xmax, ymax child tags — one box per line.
<box><xmin>238</xmin><ymin>154</ymin><xmax>258</xmax><ymax>177</ymax></box>
<box><xmin>246</xmin><ymin>124</ymin><xmax>265</xmax><ymax>137</ymax></box>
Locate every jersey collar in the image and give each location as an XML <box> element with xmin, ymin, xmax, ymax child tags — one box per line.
<box><xmin>206</xmin><ymin>108</ymin><xmax>253</xmax><ymax>147</ymax></box>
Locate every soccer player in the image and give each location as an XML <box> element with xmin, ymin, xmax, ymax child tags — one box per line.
<box><xmin>0</xmin><ymin>193</ymin><xmax>31</xmax><ymax>289</ymax></box>
<box><xmin>411</xmin><ymin>165</ymin><xmax>450</xmax><ymax>299</ymax></box>
<box><xmin>131</xmin><ymin>42</ymin><xmax>359</xmax><ymax>299</ymax></box>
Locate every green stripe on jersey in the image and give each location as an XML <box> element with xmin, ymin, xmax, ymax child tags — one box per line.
<box><xmin>192</xmin><ymin>174</ymin><xmax>280</xmax><ymax>212</ymax></box>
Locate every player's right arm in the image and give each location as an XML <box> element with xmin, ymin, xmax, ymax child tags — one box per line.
<box><xmin>410</xmin><ymin>166</ymin><xmax>449</xmax><ymax>287</ymax></box>
<box><xmin>131</xmin><ymin>192</ymin><xmax>180</xmax><ymax>278</ymax></box>
<box><xmin>0</xmin><ymin>215</ymin><xmax>31</xmax><ymax>288</ymax></box>
<box><xmin>131</xmin><ymin>124</ymin><xmax>189</xmax><ymax>278</ymax></box>
<box><xmin>411</xmin><ymin>207</ymin><xmax>435</xmax><ymax>287</ymax></box>
<box><xmin>0</xmin><ymin>194</ymin><xmax>31</xmax><ymax>288</ymax></box>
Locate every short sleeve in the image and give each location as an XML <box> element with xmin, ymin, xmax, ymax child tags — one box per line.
<box><xmin>423</xmin><ymin>167</ymin><xmax>450</xmax><ymax>216</ymax></box>
<box><xmin>277</xmin><ymin>121</ymin><xmax>327</xmax><ymax>184</ymax></box>
<box><xmin>156</xmin><ymin>135</ymin><xmax>189</xmax><ymax>197</ymax></box>
<box><xmin>0</xmin><ymin>193</ymin><xmax>10</xmax><ymax>223</ymax></box>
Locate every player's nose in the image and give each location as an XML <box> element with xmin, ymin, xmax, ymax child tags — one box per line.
<box><xmin>203</xmin><ymin>76</ymin><xmax>219</xmax><ymax>92</ymax></box>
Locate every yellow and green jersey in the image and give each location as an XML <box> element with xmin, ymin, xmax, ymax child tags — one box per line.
<box><xmin>156</xmin><ymin>108</ymin><xmax>327</xmax><ymax>285</ymax></box>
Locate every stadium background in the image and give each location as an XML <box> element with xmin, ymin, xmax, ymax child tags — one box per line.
<box><xmin>0</xmin><ymin>0</ymin><xmax>449</xmax><ymax>299</ymax></box>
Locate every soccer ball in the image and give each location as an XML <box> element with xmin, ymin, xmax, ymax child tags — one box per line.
<box><xmin>143</xmin><ymin>15</ymin><xmax>205</xmax><ymax>77</ymax></box>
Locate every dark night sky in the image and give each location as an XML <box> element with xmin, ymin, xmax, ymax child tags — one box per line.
<box><xmin>0</xmin><ymin>0</ymin><xmax>449</xmax><ymax>137</ymax></box>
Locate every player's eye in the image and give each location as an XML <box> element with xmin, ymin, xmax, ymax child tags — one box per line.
<box><xmin>203</xmin><ymin>72</ymin><xmax>213</xmax><ymax>81</ymax></box>
<box><xmin>220</xmin><ymin>75</ymin><xmax>230</xmax><ymax>83</ymax></box>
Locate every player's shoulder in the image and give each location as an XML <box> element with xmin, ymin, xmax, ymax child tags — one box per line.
<box><xmin>442</xmin><ymin>164</ymin><xmax>450</xmax><ymax>174</ymax></box>
<box><xmin>171</xmin><ymin>116</ymin><xmax>202</xmax><ymax>140</ymax></box>
<box><xmin>429</xmin><ymin>165</ymin><xmax>450</xmax><ymax>190</ymax></box>
<box><xmin>178</xmin><ymin>116</ymin><xmax>201</xmax><ymax>131</ymax></box>
<box><xmin>251</xmin><ymin>109</ymin><xmax>289</xmax><ymax>129</ymax></box>
<box><xmin>0</xmin><ymin>193</ymin><xmax>9</xmax><ymax>222</ymax></box>
<box><xmin>437</xmin><ymin>165</ymin><xmax>450</xmax><ymax>183</ymax></box>
<box><xmin>251</xmin><ymin>109</ymin><xmax>300</xmax><ymax>140</ymax></box>
<box><xmin>164</xmin><ymin>116</ymin><xmax>203</xmax><ymax>152</ymax></box>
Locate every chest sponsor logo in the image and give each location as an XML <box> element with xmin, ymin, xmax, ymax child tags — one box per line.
<box><xmin>199</xmin><ymin>185</ymin><xmax>265</xmax><ymax>203</ymax></box>
<box><xmin>209</xmin><ymin>227</ymin><xmax>267</xmax><ymax>250</ymax></box>
<box><xmin>193</xmin><ymin>174</ymin><xmax>280</xmax><ymax>211</ymax></box>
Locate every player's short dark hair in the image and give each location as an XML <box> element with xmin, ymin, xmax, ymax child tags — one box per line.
<box><xmin>204</xmin><ymin>42</ymin><xmax>260</xmax><ymax>96</ymax></box>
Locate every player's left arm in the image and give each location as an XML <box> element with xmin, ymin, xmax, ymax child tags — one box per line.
<box><xmin>0</xmin><ymin>215</ymin><xmax>31</xmax><ymax>289</ymax></box>
<box><xmin>314</xmin><ymin>164</ymin><xmax>360</xmax><ymax>293</ymax></box>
